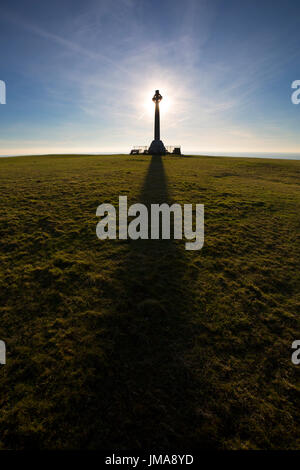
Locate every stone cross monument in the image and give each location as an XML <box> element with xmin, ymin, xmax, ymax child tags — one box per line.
<box><xmin>148</xmin><ymin>90</ymin><xmax>166</xmax><ymax>154</ymax></box>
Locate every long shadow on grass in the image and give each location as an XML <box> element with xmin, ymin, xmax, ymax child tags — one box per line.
<box><xmin>13</xmin><ymin>156</ymin><xmax>212</xmax><ymax>451</ymax></box>
<box><xmin>91</xmin><ymin>155</ymin><xmax>205</xmax><ymax>449</ymax></box>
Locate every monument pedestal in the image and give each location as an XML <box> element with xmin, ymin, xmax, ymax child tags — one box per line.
<box><xmin>148</xmin><ymin>139</ymin><xmax>166</xmax><ymax>155</ymax></box>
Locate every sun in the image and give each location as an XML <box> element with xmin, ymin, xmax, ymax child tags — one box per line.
<box><xmin>142</xmin><ymin>88</ymin><xmax>172</xmax><ymax>117</ymax></box>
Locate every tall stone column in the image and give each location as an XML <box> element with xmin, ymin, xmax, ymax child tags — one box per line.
<box><xmin>154</xmin><ymin>99</ymin><xmax>160</xmax><ymax>141</ymax></box>
<box><xmin>148</xmin><ymin>90</ymin><xmax>166</xmax><ymax>155</ymax></box>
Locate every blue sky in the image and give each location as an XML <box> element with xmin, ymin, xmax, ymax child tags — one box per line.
<box><xmin>1</xmin><ymin>0</ymin><xmax>300</xmax><ymax>155</ymax></box>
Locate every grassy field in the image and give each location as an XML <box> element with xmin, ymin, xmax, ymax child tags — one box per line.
<box><xmin>0</xmin><ymin>153</ymin><xmax>299</xmax><ymax>450</ymax></box>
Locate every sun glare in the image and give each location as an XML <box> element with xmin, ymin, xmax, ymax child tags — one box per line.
<box><xmin>142</xmin><ymin>88</ymin><xmax>172</xmax><ymax>117</ymax></box>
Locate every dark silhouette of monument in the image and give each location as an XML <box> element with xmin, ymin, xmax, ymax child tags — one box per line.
<box><xmin>148</xmin><ymin>90</ymin><xmax>167</xmax><ymax>155</ymax></box>
<box><xmin>130</xmin><ymin>89</ymin><xmax>181</xmax><ymax>155</ymax></box>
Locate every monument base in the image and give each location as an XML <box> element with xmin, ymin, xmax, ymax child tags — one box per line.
<box><xmin>148</xmin><ymin>139</ymin><xmax>166</xmax><ymax>155</ymax></box>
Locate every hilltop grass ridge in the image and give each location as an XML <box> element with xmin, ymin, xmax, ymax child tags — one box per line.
<box><xmin>0</xmin><ymin>153</ymin><xmax>299</xmax><ymax>449</ymax></box>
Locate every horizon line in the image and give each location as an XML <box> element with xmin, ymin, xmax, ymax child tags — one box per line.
<box><xmin>1</xmin><ymin>151</ymin><xmax>300</xmax><ymax>161</ymax></box>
